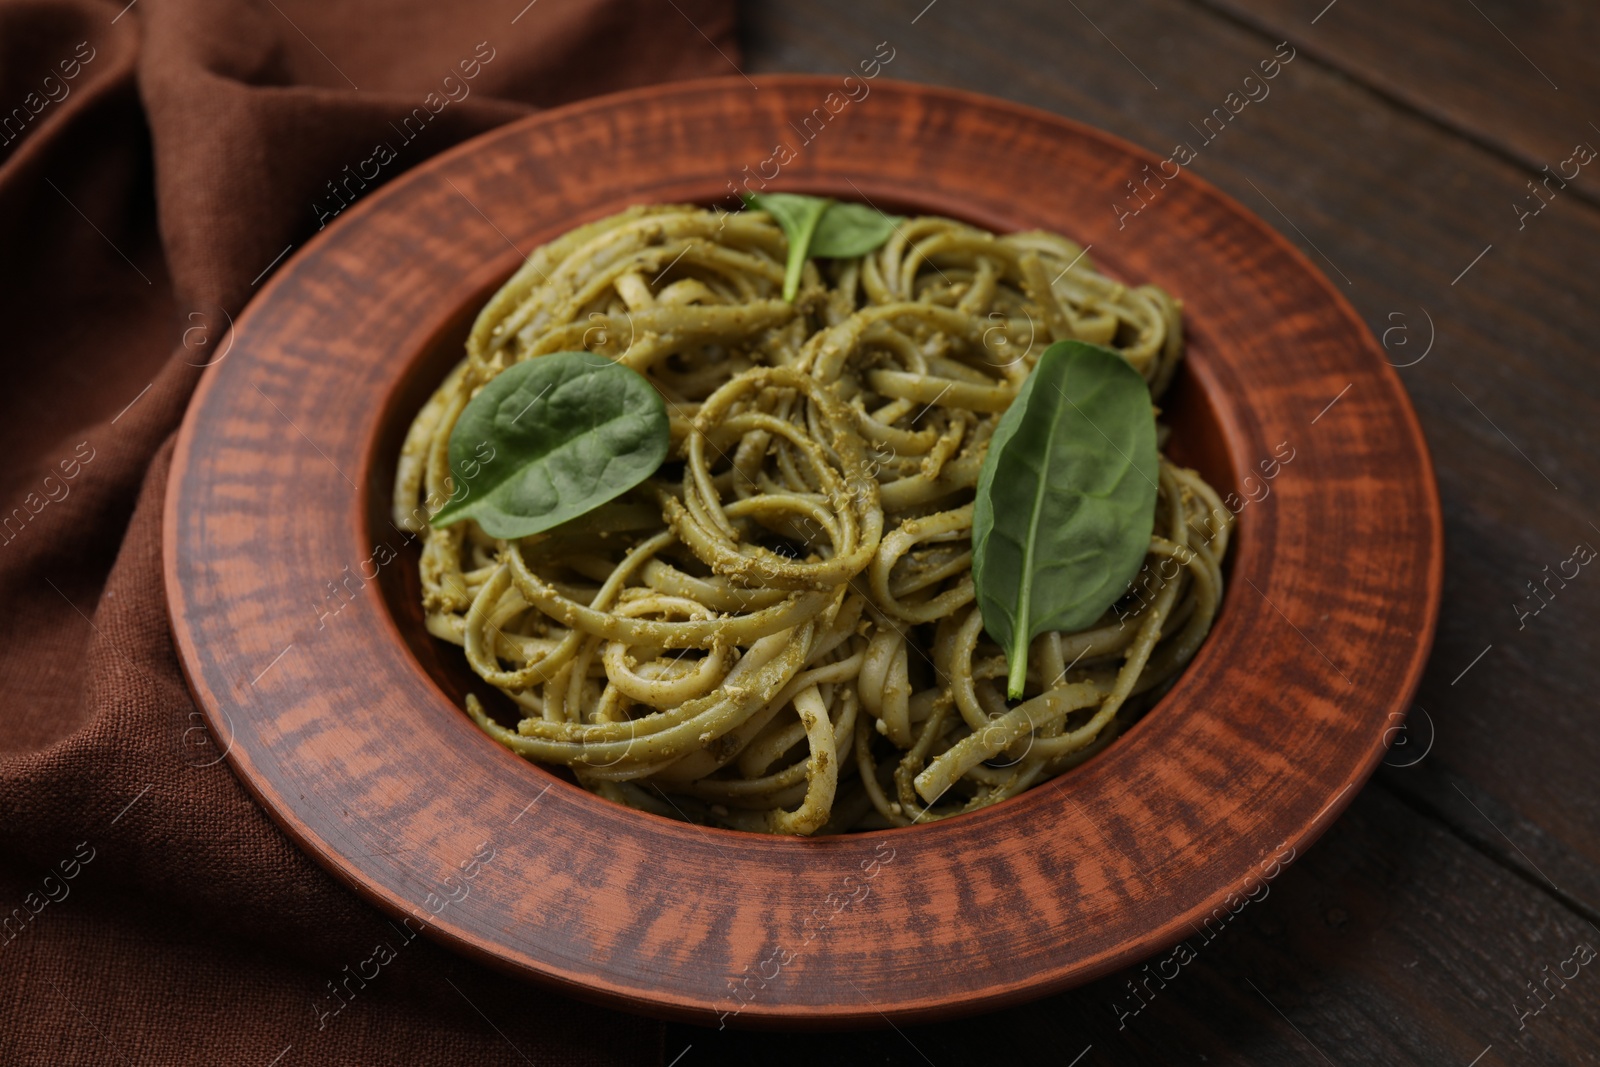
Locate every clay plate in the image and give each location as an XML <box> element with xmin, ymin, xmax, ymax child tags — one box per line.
<box><xmin>164</xmin><ymin>76</ymin><xmax>1442</xmax><ymax>1027</ymax></box>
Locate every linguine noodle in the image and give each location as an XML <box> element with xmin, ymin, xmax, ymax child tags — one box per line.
<box><xmin>392</xmin><ymin>203</ymin><xmax>1232</xmax><ymax>834</ymax></box>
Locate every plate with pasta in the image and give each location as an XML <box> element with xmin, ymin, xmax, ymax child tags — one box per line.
<box><xmin>166</xmin><ymin>76</ymin><xmax>1442</xmax><ymax>1024</ymax></box>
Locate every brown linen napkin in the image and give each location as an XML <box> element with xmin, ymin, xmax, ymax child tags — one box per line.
<box><xmin>0</xmin><ymin>1</ymin><xmax>738</xmax><ymax>1062</ymax></box>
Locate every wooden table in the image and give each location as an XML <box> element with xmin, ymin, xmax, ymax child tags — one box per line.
<box><xmin>666</xmin><ymin>2</ymin><xmax>1600</xmax><ymax>1063</ymax></box>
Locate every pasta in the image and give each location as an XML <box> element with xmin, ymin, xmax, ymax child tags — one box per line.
<box><xmin>392</xmin><ymin>203</ymin><xmax>1232</xmax><ymax>834</ymax></box>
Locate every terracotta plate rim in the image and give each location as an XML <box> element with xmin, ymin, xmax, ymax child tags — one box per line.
<box><xmin>163</xmin><ymin>74</ymin><xmax>1444</xmax><ymax>1027</ymax></box>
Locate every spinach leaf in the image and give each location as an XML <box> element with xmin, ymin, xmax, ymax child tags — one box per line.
<box><xmin>743</xmin><ymin>192</ymin><xmax>900</xmax><ymax>301</ymax></box>
<box><xmin>811</xmin><ymin>201</ymin><xmax>900</xmax><ymax>258</ymax></box>
<box><xmin>429</xmin><ymin>351</ymin><xmax>670</xmax><ymax>540</ymax></box>
<box><xmin>971</xmin><ymin>340</ymin><xmax>1160</xmax><ymax>698</ymax></box>
<box><xmin>744</xmin><ymin>192</ymin><xmax>829</xmax><ymax>301</ymax></box>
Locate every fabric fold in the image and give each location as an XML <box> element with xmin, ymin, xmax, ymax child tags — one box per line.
<box><xmin>0</xmin><ymin>1</ymin><xmax>739</xmax><ymax>1062</ymax></box>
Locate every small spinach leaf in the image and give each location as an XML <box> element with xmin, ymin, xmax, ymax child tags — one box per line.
<box><xmin>744</xmin><ymin>192</ymin><xmax>830</xmax><ymax>301</ymax></box>
<box><xmin>811</xmin><ymin>200</ymin><xmax>901</xmax><ymax>258</ymax></box>
<box><xmin>971</xmin><ymin>340</ymin><xmax>1160</xmax><ymax>698</ymax></box>
<box><xmin>743</xmin><ymin>192</ymin><xmax>900</xmax><ymax>301</ymax></box>
<box><xmin>430</xmin><ymin>351</ymin><xmax>670</xmax><ymax>540</ymax></box>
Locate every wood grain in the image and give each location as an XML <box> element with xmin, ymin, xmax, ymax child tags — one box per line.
<box><xmin>164</xmin><ymin>77</ymin><xmax>1439</xmax><ymax>1024</ymax></box>
<box><xmin>1202</xmin><ymin>0</ymin><xmax>1600</xmax><ymax>206</ymax></box>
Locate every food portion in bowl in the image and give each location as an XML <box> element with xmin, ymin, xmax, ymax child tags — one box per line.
<box><xmin>391</xmin><ymin>198</ymin><xmax>1232</xmax><ymax>835</ymax></box>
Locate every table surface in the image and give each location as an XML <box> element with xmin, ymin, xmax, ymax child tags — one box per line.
<box><xmin>665</xmin><ymin>2</ymin><xmax>1600</xmax><ymax>1064</ymax></box>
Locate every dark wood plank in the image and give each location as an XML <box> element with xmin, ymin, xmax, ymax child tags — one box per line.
<box><xmin>1198</xmin><ymin>0</ymin><xmax>1600</xmax><ymax>207</ymax></box>
<box><xmin>738</xmin><ymin>0</ymin><xmax>1600</xmax><ymax>928</ymax></box>
<box><xmin>671</xmin><ymin>783</ymin><xmax>1600</xmax><ymax>1064</ymax></box>
<box><xmin>1381</xmin><ymin>760</ymin><xmax>1600</xmax><ymax>933</ymax></box>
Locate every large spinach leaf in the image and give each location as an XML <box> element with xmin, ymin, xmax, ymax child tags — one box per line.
<box><xmin>971</xmin><ymin>340</ymin><xmax>1160</xmax><ymax>698</ymax></box>
<box><xmin>430</xmin><ymin>351</ymin><xmax>669</xmax><ymax>539</ymax></box>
